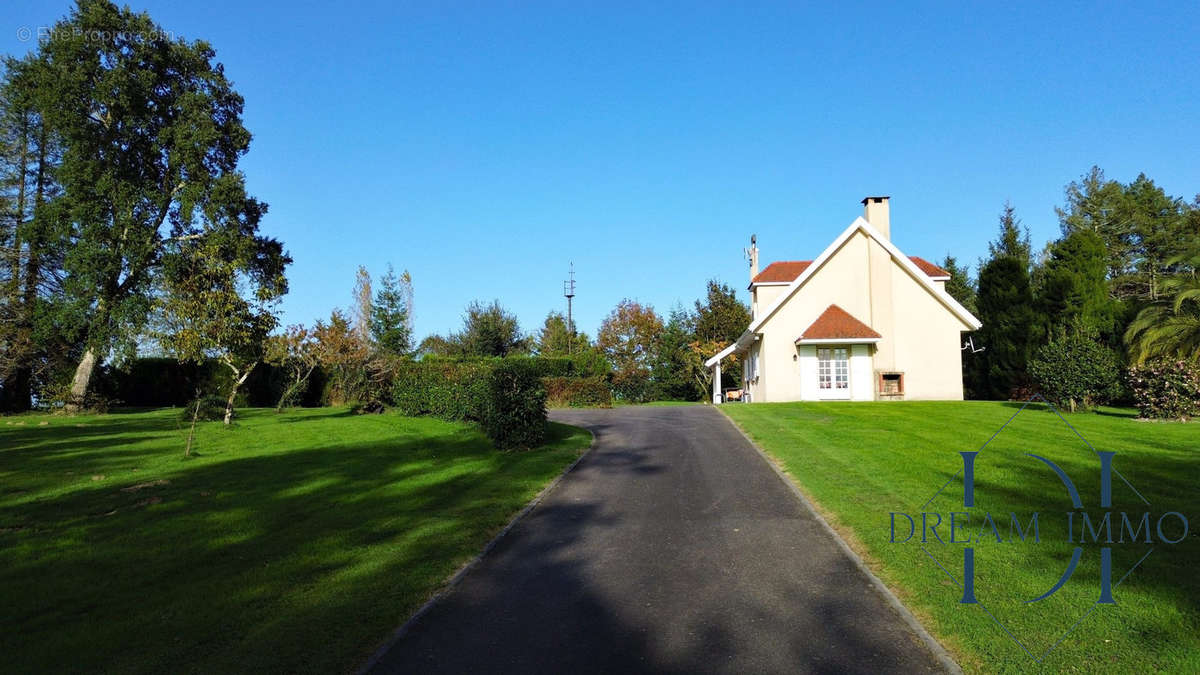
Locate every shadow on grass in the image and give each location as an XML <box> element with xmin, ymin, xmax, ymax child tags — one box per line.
<box><xmin>0</xmin><ymin>413</ymin><xmax>590</xmax><ymax>673</ymax></box>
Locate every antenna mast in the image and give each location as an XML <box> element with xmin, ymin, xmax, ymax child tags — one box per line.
<box><xmin>563</xmin><ymin>263</ymin><xmax>576</xmax><ymax>355</ymax></box>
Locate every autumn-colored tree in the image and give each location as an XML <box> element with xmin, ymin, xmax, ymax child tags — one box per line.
<box><xmin>265</xmin><ymin>324</ymin><xmax>320</xmax><ymax>411</ymax></box>
<box><xmin>683</xmin><ymin>337</ymin><xmax>739</xmax><ymax>399</ymax></box>
<box><xmin>312</xmin><ymin>309</ymin><xmax>369</xmax><ymax>405</ymax></box>
<box><xmin>597</xmin><ymin>299</ymin><xmax>662</xmax><ymax>373</ymax></box>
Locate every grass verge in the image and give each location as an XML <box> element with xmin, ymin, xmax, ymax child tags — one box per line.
<box><xmin>0</xmin><ymin>407</ymin><xmax>590</xmax><ymax>673</ymax></box>
<box><xmin>722</xmin><ymin>401</ymin><xmax>1198</xmax><ymax>674</ymax></box>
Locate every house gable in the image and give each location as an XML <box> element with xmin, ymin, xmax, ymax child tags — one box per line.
<box><xmin>705</xmin><ymin>217</ymin><xmax>981</xmax><ymax>369</ymax></box>
<box><xmin>750</xmin><ymin>217</ymin><xmax>979</xmax><ymax>337</ymax></box>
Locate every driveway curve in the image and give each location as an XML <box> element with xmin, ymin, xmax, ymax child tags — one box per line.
<box><xmin>368</xmin><ymin>405</ymin><xmax>950</xmax><ymax>674</ymax></box>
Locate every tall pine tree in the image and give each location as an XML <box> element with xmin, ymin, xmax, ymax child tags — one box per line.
<box><xmin>1037</xmin><ymin>229</ymin><xmax>1120</xmax><ymax>344</ymax></box>
<box><xmin>370</xmin><ymin>265</ymin><xmax>412</xmax><ymax>356</ymax></box>
<box><xmin>973</xmin><ymin>205</ymin><xmax>1038</xmax><ymax>399</ymax></box>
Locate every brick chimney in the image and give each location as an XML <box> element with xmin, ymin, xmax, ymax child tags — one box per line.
<box><xmin>862</xmin><ymin>196</ymin><xmax>890</xmax><ymax>240</ymax></box>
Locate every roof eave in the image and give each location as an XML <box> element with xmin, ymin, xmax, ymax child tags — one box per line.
<box><xmin>796</xmin><ymin>337</ymin><xmax>881</xmax><ymax>345</ymax></box>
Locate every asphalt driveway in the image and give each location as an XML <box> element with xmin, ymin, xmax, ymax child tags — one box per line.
<box><xmin>367</xmin><ymin>405</ymin><xmax>950</xmax><ymax>674</ymax></box>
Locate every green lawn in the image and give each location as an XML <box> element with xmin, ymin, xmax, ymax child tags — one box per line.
<box><xmin>0</xmin><ymin>407</ymin><xmax>591</xmax><ymax>673</ymax></box>
<box><xmin>722</xmin><ymin>401</ymin><xmax>1199</xmax><ymax>674</ymax></box>
<box><xmin>612</xmin><ymin>400</ymin><xmax>702</xmax><ymax>407</ymax></box>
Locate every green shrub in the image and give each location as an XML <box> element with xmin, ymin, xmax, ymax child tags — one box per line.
<box><xmin>1127</xmin><ymin>360</ymin><xmax>1200</xmax><ymax>420</ymax></box>
<box><xmin>178</xmin><ymin>395</ymin><xmax>227</xmax><ymax>423</ymax></box>
<box><xmin>544</xmin><ymin>376</ymin><xmax>612</xmax><ymax>408</ymax></box>
<box><xmin>481</xmin><ymin>360</ymin><xmax>547</xmax><ymax>449</ymax></box>
<box><xmin>1028</xmin><ymin>334</ymin><xmax>1121</xmax><ymax>412</ymax></box>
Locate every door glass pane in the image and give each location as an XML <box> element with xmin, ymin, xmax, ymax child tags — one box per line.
<box><xmin>834</xmin><ymin>348</ymin><xmax>849</xmax><ymax>389</ymax></box>
<box><xmin>817</xmin><ymin>348</ymin><xmax>831</xmax><ymax>389</ymax></box>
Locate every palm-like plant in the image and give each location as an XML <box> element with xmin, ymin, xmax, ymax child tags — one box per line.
<box><xmin>1125</xmin><ymin>248</ymin><xmax>1200</xmax><ymax>364</ymax></box>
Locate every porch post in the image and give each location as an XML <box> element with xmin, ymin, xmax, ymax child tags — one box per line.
<box><xmin>712</xmin><ymin>361</ymin><xmax>721</xmax><ymax>404</ymax></box>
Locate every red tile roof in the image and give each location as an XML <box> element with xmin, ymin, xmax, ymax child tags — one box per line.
<box><xmin>798</xmin><ymin>305</ymin><xmax>881</xmax><ymax>341</ymax></box>
<box><xmin>752</xmin><ymin>256</ymin><xmax>949</xmax><ymax>284</ymax></box>
<box><xmin>908</xmin><ymin>256</ymin><xmax>950</xmax><ymax>278</ymax></box>
<box><xmin>752</xmin><ymin>260</ymin><xmax>812</xmax><ymax>283</ymax></box>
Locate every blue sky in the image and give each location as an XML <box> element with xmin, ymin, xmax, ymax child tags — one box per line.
<box><xmin>4</xmin><ymin>1</ymin><xmax>1199</xmax><ymax>341</ymax></box>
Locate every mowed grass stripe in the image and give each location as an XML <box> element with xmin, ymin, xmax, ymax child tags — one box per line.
<box><xmin>0</xmin><ymin>407</ymin><xmax>590</xmax><ymax>673</ymax></box>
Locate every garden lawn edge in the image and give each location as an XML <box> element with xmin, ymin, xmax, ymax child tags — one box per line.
<box><xmin>355</xmin><ymin>424</ymin><xmax>598</xmax><ymax>673</ymax></box>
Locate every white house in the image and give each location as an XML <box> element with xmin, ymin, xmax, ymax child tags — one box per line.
<box><xmin>706</xmin><ymin>196</ymin><xmax>982</xmax><ymax>403</ymax></box>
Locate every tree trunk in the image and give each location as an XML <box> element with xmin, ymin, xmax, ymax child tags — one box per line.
<box><xmin>3</xmin><ymin>113</ymin><xmax>31</xmax><ymax>411</ymax></box>
<box><xmin>185</xmin><ymin>396</ymin><xmax>201</xmax><ymax>457</ymax></box>
<box><xmin>224</xmin><ymin>362</ymin><xmax>256</xmax><ymax>425</ymax></box>
<box><xmin>275</xmin><ymin>364</ymin><xmax>315</xmax><ymax>412</ymax></box>
<box><xmin>67</xmin><ymin>347</ymin><xmax>98</xmax><ymax>412</ymax></box>
<box><xmin>8</xmin><ymin>124</ymin><xmax>51</xmax><ymax>413</ymax></box>
<box><xmin>1</xmin><ymin>370</ymin><xmax>32</xmax><ymax>413</ymax></box>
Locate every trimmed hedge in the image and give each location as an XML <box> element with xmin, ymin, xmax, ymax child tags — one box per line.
<box><xmin>481</xmin><ymin>360</ymin><xmax>548</xmax><ymax>449</ymax></box>
<box><xmin>420</xmin><ymin>354</ymin><xmax>610</xmax><ymax>378</ymax></box>
<box><xmin>544</xmin><ymin>376</ymin><xmax>612</xmax><ymax>408</ymax></box>
<box><xmin>391</xmin><ymin>358</ymin><xmax>548</xmax><ymax>449</ymax></box>
<box><xmin>1127</xmin><ymin>360</ymin><xmax>1200</xmax><ymax>420</ymax></box>
<box><xmin>391</xmin><ymin>360</ymin><xmax>491</xmax><ymax>421</ymax></box>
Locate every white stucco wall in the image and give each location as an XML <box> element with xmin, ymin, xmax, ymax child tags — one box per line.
<box><xmin>889</xmin><ymin>263</ymin><xmax>967</xmax><ymax>400</ymax></box>
<box><xmin>749</xmin><ymin>227</ymin><xmax>971</xmax><ymax>402</ymax></box>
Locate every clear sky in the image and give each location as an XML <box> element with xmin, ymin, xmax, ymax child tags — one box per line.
<box><xmin>4</xmin><ymin>1</ymin><xmax>1199</xmax><ymax>342</ymax></box>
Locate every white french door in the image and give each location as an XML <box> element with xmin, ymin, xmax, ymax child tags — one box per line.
<box><xmin>817</xmin><ymin>347</ymin><xmax>850</xmax><ymax>400</ymax></box>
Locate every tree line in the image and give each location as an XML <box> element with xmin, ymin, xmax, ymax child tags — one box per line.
<box><xmin>943</xmin><ymin>167</ymin><xmax>1200</xmax><ymax>409</ymax></box>
<box><xmin>412</xmin><ymin>279</ymin><xmax>751</xmax><ymax>402</ymax></box>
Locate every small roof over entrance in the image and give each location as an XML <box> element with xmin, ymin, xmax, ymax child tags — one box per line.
<box><xmin>796</xmin><ymin>305</ymin><xmax>881</xmax><ymax>344</ymax></box>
